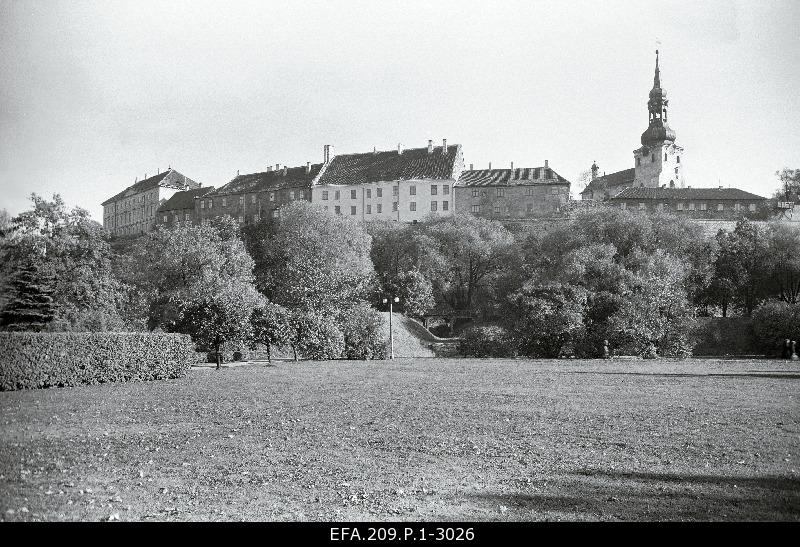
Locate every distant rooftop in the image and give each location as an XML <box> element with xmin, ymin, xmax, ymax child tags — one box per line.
<box><xmin>456</xmin><ymin>167</ymin><xmax>569</xmax><ymax>187</ymax></box>
<box><xmin>611</xmin><ymin>187</ymin><xmax>767</xmax><ymax>201</ymax></box>
<box><xmin>102</xmin><ymin>169</ymin><xmax>200</xmax><ymax>205</ymax></box>
<box><xmin>157</xmin><ymin>186</ymin><xmax>216</xmax><ymax>212</ymax></box>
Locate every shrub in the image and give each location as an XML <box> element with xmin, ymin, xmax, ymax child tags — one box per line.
<box><xmin>459</xmin><ymin>325</ymin><xmax>516</xmax><ymax>357</ymax></box>
<box><xmin>752</xmin><ymin>301</ymin><xmax>800</xmax><ymax>356</ymax></box>
<box><xmin>338</xmin><ymin>303</ymin><xmax>386</xmax><ymax>360</ymax></box>
<box><xmin>0</xmin><ymin>332</ymin><xmax>198</xmax><ymax>391</ymax></box>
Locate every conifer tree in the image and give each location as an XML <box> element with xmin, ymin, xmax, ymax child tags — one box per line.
<box><xmin>0</xmin><ymin>260</ymin><xmax>56</xmax><ymax>331</ymax></box>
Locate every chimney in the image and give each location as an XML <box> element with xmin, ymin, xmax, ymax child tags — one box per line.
<box><xmin>428</xmin><ymin>139</ymin><xmax>433</xmax><ymax>154</ymax></box>
<box><xmin>323</xmin><ymin>145</ymin><xmax>329</xmax><ymax>163</ymax></box>
<box><xmin>511</xmin><ymin>161</ymin><xmax>514</xmax><ymax>171</ymax></box>
<box><xmin>469</xmin><ymin>163</ymin><xmax>473</xmax><ymax>170</ymax></box>
<box><xmin>237</xmin><ymin>170</ymin><xmax>240</xmax><ymax>176</ymax></box>
<box><xmin>267</xmin><ymin>166</ymin><xmax>272</xmax><ymax>172</ymax></box>
<box><xmin>306</xmin><ymin>162</ymin><xmax>311</xmax><ymax>174</ymax></box>
<box><xmin>373</xmin><ymin>146</ymin><xmax>377</xmax><ymax>155</ymax></box>
<box><xmin>488</xmin><ymin>162</ymin><xmax>492</xmax><ymax>170</ymax></box>
<box><xmin>275</xmin><ymin>163</ymin><xmax>280</xmax><ymax>171</ymax></box>
<box><xmin>398</xmin><ymin>143</ymin><xmax>403</xmax><ymax>155</ymax></box>
<box><xmin>442</xmin><ymin>138</ymin><xmax>447</xmax><ymax>154</ymax></box>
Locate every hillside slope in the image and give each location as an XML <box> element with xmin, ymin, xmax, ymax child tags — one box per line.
<box><xmin>379</xmin><ymin>312</ymin><xmax>458</xmax><ymax>358</ymax></box>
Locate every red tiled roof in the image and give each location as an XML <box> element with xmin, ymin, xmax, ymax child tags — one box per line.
<box><xmin>610</xmin><ymin>187</ymin><xmax>767</xmax><ymax>201</ymax></box>
<box><xmin>211</xmin><ymin>164</ymin><xmax>323</xmax><ymax>195</ymax></box>
<box><xmin>157</xmin><ymin>186</ymin><xmax>216</xmax><ymax>212</ymax></box>
<box><xmin>456</xmin><ymin>167</ymin><xmax>569</xmax><ymax>187</ymax></box>
<box><xmin>315</xmin><ymin>145</ymin><xmax>461</xmax><ymax>186</ymax></box>
<box><xmin>102</xmin><ymin>169</ymin><xmax>200</xmax><ymax>205</ymax></box>
<box><xmin>580</xmin><ymin>168</ymin><xmax>635</xmax><ymax>195</ymax></box>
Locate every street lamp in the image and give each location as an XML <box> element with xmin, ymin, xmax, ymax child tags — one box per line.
<box><xmin>382</xmin><ymin>296</ymin><xmax>400</xmax><ymax>359</ymax></box>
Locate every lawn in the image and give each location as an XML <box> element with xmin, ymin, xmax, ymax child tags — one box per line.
<box><xmin>1</xmin><ymin>358</ymin><xmax>798</xmax><ymax>521</ymax></box>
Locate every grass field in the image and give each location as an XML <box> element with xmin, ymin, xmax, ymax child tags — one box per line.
<box><xmin>1</xmin><ymin>358</ymin><xmax>798</xmax><ymax>521</ymax></box>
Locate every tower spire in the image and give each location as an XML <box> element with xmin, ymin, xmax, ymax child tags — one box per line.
<box><xmin>654</xmin><ymin>49</ymin><xmax>660</xmax><ymax>88</ymax></box>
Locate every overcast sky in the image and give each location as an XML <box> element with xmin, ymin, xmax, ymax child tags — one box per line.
<box><xmin>1</xmin><ymin>0</ymin><xmax>799</xmax><ymax>221</ymax></box>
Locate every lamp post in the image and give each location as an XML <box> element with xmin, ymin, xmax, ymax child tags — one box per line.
<box><xmin>382</xmin><ymin>296</ymin><xmax>400</xmax><ymax>359</ymax></box>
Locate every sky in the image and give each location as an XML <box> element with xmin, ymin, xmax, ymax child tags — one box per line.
<box><xmin>1</xmin><ymin>0</ymin><xmax>799</xmax><ymax>221</ymax></box>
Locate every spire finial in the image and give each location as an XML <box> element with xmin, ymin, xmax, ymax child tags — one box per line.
<box><xmin>654</xmin><ymin>49</ymin><xmax>661</xmax><ymax>87</ymax></box>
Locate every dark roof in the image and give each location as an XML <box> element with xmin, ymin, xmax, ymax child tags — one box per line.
<box><xmin>456</xmin><ymin>167</ymin><xmax>569</xmax><ymax>187</ymax></box>
<box><xmin>157</xmin><ymin>186</ymin><xmax>216</xmax><ymax>212</ymax></box>
<box><xmin>315</xmin><ymin>145</ymin><xmax>461</xmax><ymax>186</ymax></box>
<box><xmin>210</xmin><ymin>164</ymin><xmax>323</xmax><ymax>196</ymax></box>
<box><xmin>102</xmin><ymin>169</ymin><xmax>200</xmax><ymax>205</ymax></box>
<box><xmin>580</xmin><ymin>168</ymin><xmax>636</xmax><ymax>195</ymax></box>
<box><xmin>610</xmin><ymin>187</ymin><xmax>767</xmax><ymax>201</ymax></box>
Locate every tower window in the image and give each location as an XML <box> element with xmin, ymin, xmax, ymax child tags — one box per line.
<box><xmin>665</xmin><ymin>153</ymin><xmax>668</xmax><ymax>161</ymax></box>
<box><xmin>677</xmin><ymin>156</ymin><xmax>681</xmax><ymax>163</ymax></box>
<box><xmin>637</xmin><ymin>157</ymin><xmax>641</xmax><ymax>166</ymax></box>
<box><xmin>651</xmin><ymin>153</ymin><xmax>655</xmax><ymax>162</ymax></box>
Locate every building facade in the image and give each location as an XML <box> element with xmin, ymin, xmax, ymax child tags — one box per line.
<box><xmin>608</xmin><ymin>187</ymin><xmax>767</xmax><ymax>219</ymax></box>
<box><xmin>311</xmin><ymin>140</ymin><xmax>463</xmax><ymax>222</ymax></box>
<box><xmin>101</xmin><ymin>169</ymin><xmax>201</xmax><ymax>236</ymax></box>
<box><xmin>195</xmin><ymin>163</ymin><xmax>321</xmax><ymax>226</ymax></box>
<box><xmin>155</xmin><ymin>186</ymin><xmax>216</xmax><ymax>228</ymax></box>
<box><xmin>454</xmin><ymin>161</ymin><xmax>570</xmax><ymax>219</ymax></box>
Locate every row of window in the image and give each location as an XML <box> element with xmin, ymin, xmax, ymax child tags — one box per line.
<box><xmin>471</xmin><ymin>187</ymin><xmax>563</xmax><ymax>198</ymax></box>
<box><xmin>322</xmin><ymin>200</ymin><xmax>451</xmax><ymax>215</ymax></box>
<box><xmin>619</xmin><ymin>202</ymin><xmax>757</xmax><ymax>212</ymax></box>
<box><xmin>470</xmin><ymin>203</ymin><xmax>543</xmax><ymax>214</ymax></box>
<box><xmin>321</xmin><ymin>185</ymin><xmax>450</xmax><ymax>201</ymax></box>
<box><xmin>637</xmin><ymin>154</ymin><xmax>681</xmax><ymax>166</ymax></box>
<box><xmin>200</xmin><ymin>190</ymin><xmax>308</xmax><ymax>209</ymax></box>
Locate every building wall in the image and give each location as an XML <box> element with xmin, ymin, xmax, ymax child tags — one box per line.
<box><xmin>104</xmin><ymin>186</ymin><xmax>182</xmax><ymax>236</ymax></box>
<box><xmin>311</xmin><ymin>179</ymin><xmax>455</xmax><ymax>222</ymax></box>
<box><xmin>194</xmin><ymin>186</ymin><xmax>311</xmax><ymax>225</ymax></box>
<box><xmin>454</xmin><ymin>183</ymin><xmax>569</xmax><ymax>219</ymax></box>
<box><xmin>612</xmin><ymin>197</ymin><xmax>764</xmax><ymax>219</ymax></box>
<box><xmin>633</xmin><ymin>142</ymin><xmax>685</xmax><ymax>188</ymax></box>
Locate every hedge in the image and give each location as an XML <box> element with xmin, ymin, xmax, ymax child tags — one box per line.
<box><xmin>458</xmin><ymin>325</ymin><xmax>516</xmax><ymax>358</ymax></box>
<box><xmin>0</xmin><ymin>332</ymin><xmax>199</xmax><ymax>391</ymax></box>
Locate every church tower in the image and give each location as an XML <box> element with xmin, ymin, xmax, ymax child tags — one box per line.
<box><xmin>633</xmin><ymin>50</ymin><xmax>685</xmax><ymax>188</ymax></box>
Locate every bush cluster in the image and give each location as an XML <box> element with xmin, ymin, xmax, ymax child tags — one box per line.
<box><xmin>0</xmin><ymin>332</ymin><xmax>198</xmax><ymax>391</ymax></box>
<box><xmin>458</xmin><ymin>325</ymin><xmax>516</xmax><ymax>357</ymax></box>
<box><xmin>752</xmin><ymin>302</ymin><xmax>800</xmax><ymax>357</ymax></box>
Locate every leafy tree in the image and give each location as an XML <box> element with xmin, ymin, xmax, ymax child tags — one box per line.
<box><xmin>0</xmin><ymin>259</ymin><xmax>56</xmax><ymax>331</ymax></box>
<box><xmin>173</xmin><ymin>280</ymin><xmax>264</xmax><ymax>369</ymax></box>
<box><xmin>766</xmin><ymin>223</ymin><xmax>800</xmax><ymax>305</ymax></box>
<box><xmin>417</xmin><ymin>215</ymin><xmax>514</xmax><ymax>312</ymax></box>
<box><xmin>505</xmin><ymin>282</ymin><xmax>587</xmax><ymax>358</ymax></box>
<box><xmin>775</xmin><ymin>168</ymin><xmax>800</xmax><ymax>200</ymax></box>
<box><xmin>249</xmin><ymin>301</ymin><xmax>292</xmax><ymax>363</ymax></box>
<box><xmin>751</xmin><ymin>301</ymin><xmax>800</xmax><ymax>356</ymax></box>
<box><xmin>1</xmin><ymin>194</ymin><xmax>129</xmax><ymax>331</ymax></box>
<box><xmin>286</xmin><ymin>311</ymin><xmax>345</xmax><ymax>361</ymax></box>
<box><xmin>338</xmin><ymin>302</ymin><xmax>386</xmax><ymax>360</ymax></box>
<box><xmin>382</xmin><ymin>269</ymin><xmax>435</xmax><ymax>319</ymax></box>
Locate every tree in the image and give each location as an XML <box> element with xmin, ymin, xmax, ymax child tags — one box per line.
<box><xmin>1</xmin><ymin>194</ymin><xmax>129</xmax><ymax>331</ymax></box>
<box><xmin>766</xmin><ymin>223</ymin><xmax>800</xmax><ymax>305</ymax></box>
<box><xmin>0</xmin><ymin>258</ymin><xmax>56</xmax><ymax>331</ymax></box>
<box><xmin>173</xmin><ymin>280</ymin><xmax>264</xmax><ymax>369</ymax></box>
<box><xmin>382</xmin><ymin>269</ymin><xmax>435</xmax><ymax>319</ymax></box>
<box><xmin>286</xmin><ymin>311</ymin><xmax>345</xmax><ymax>361</ymax></box>
<box><xmin>505</xmin><ymin>282</ymin><xmax>587</xmax><ymax>358</ymax></box>
<box><xmin>338</xmin><ymin>302</ymin><xmax>386</xmax><ymax>360</ymax></box>
<box><xmin>775</xmin><ymin>168</ymin><xmax>800</xmax><ymax>201</ymax></box>
<box><xmin>249</xmin><ymin>301</ymin><xmax>292</xmax><ymax>363</ymax></box>
<box><xmin>417</xmin><ymin>215</ymin><xmax>514</xmax><ymax>312</ymax></box>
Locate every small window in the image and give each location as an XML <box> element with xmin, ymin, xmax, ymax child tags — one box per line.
<box><xmin>335</xmin><ymin>191</ymin><xmax>340</xmax><ymax>200</ymax></box>
<box><xmin>350</xmin><ymin>189</ymin><xmax>357</xmax><ymax>199</ymax></box>
<box><xmin>526</xmin><ymin>203</ymin><xmax>534</xmax><ymax>213</ymax></box>
<box><xmin>677</xmin><ymin>203</ymin><xmax>684</xmax><ymax>211</ymax></box>
<box><xmin>251</xmin><ymin>195</ymin><xmax>256</xmax><ymax>204</ymax></box>
<box><xmin>163</xmin><ymin>215</ymin><xmax>168</xmax><ymax>222</ymax></box>
<box><xmin>637</xmin><ymin>157</ymin><xmax>641</xmax><ymax>166</ymax></box>
<box><xmin>269</xmin><ymin>192</ymin><xmax>275</xmax><ymax>202</ymax></box>
<box><xmin>700</xmin><ymin>203</ymin><xmax>707</xmax><ymax>211</ymax></box>
<box><xmin>431</xmin><ymin>185</ymin><xmax>438</xmax><ymax>196</ymax></box>
<box><xmin>366</xmin><ymin>189</ymin><xmax>371</xmax><ymax>198</ymax></box>
<box><xmin>376</xmin><ymin>188</ymin><xmax>383</xmax><ymax>198</ymax></box>
<box><xmin>200</xmin><ymin>201</ymin><xmax>205</xmax><ymax>209</ymax></box>
<box><xmin>350</xmin><ymin>206</ymin><xmax>356</xmax><ymax>215</ymax></box>
<box><xmin>651</xmin><ymin>154</ymin><xmax>655</xmax><ymax>162</ymax></box>
<box><xmin>377</xmin><ymin>204</ymin><xmax>382</xmax><ymax>214</ymax></box>
<box><xmin>431</xmin><ymin>201</ymin><xmax>437</xmax><ymax>212</ymax></box>
<box><xmin>393</xmin><ymin>186</ymin><xmax>399</xmax><ymax>196</ymax></box>
<box><xmin>620</xmin><ymin>202</ymin><xmax>627</xmax><ymax>210</ymax></box>
<box><xmin>639</xmin><ymin>203</ymin><xmax>645</xmax><ymax>210</ymax></box>
<box><xmin>185</xmin><ymin>213</ymin><xmax>190</xmax><ymax>221</ymax></box>
<box><xmin>494</xmin><ymin>204</ymin><xmax>501</xmax><ymax>214</ymax></box>
<box><xmin>272</xmin><ymin>209</ymin><xmax>279</xmax><ymax>218</ymax></box>
<box><xmin>289</xmin><ymin>190</ymin><xmax>295</xmax><ymax>200</ymax></box>
<box><xmin>689</xmin><ymin>202</ymin><xmax>696</xmax><ymax>210</ymax></box>
<box><xmin>335</xmin><ymin>206</ymin><xmax>341</xmax><ymax>215</ymax></box>
<box><xmin>409</xmin><ymin>185</ymin><xmax>416</xmax><ymax>196</ymax></box>
<box><xmin>717</xmin><ymin>203</ymin><xmax>724</xmax><ymax>211</ymax></box>
<box><xmin>442</xmin><ymin>201</ymin><xmax>448</xmax><ymax>211</ymax></box>
<box><xmin>496</xmin><ymin>188</ymin><xmax>505</xmax><ymax>197</ymax></box>
<box><xmin>222</xmin><ymin>198</ymin><xmax>227</xmax><ymax>207</ymax></box>
<box><xmin>443</xmin><ymin>185</ymin><xmax>449</xmax><ymax>195</ymax></box>
<box><xmin>472</xmin><ymin>189</ymin><xmax>479</xmax><ymax>198</ymax></box>
<box><xmin>392</xmin><ymin>202</ymin><xmax>398</xmax><ymax>211</ymax></box>
<box><xmin>665</xmin><ymin>152</ymin><xmax>668</xmax><ymax>161</ymax></box>
<box><xmin>471</xmin><ymin>204</ymin><xmax>480</xmax><ymax>213</ymax></box>
<box><xmin>208</xmin><ymin>200</ymin><xmax>213</xmax><ymax>209</ymax></box>
<box><xmin>525</xmin><ymin>188</ymin><xmax>533</xmax><ymax>196</ymax></box>
<box><xmin>239</xmin><ymin>196</ymin><xmax>244</xmax><ymax>206</ymax></box>
<box><xmin>366</xmin><ymin>204</ymin><xmax>371</xmax><ymax>214</ymax></box>
<box><xmin>410</xmin><ymin>202</ymin><xmax>416</xmax><ymax>211</ymax></box>
<box><xmin>238</xmin><ymin>215</ymin><xmax>244</xmax><ymax>223</ymax></box>
<box><xmin>322</xmin><ymin>191</ymin><xmax>329</xmax><ymax>200</ymax></box>
<box><xmin>675</xmin><ymin>167</ymin><xmax>679</xmax><ymax>174</ymax></box>
<box><xmin>677</xmin><ymin>156</ymin><xmax>681</xmax><ymax>163</ymax></box>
